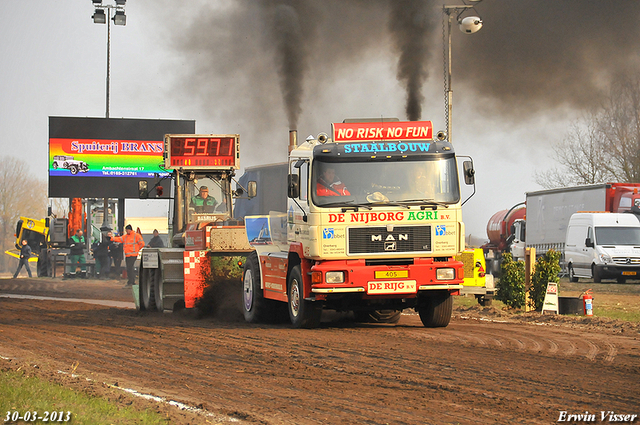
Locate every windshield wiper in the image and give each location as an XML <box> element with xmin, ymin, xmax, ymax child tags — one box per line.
<box><xmin>365</xmin><ymin>201</ymin><xmax>410</xmax><ymax>209</ymax></box>
<box><xmin>397</xmin><ymin>198</ymin><xmax>451</xmax><ymax>209</ymax></box>
<box><xmin>319</xmin><ymin>200</ymin><xmax>373</xmax><ymax>211</ymax></box>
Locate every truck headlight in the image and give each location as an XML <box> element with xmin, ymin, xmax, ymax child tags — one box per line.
<box><xmin>436</xmin><ymin>268</ymin><xmax>455</xmax><ymax>280</ymax></box>
<box><xmin>325</xmin><ymin>271</ymin><xmax>345</xmax><ymax>284</ymax></box>
<box><xmin>599</xmin><ymin>254</ymin><xmax>612</xmax><ymax>264</ymax></box>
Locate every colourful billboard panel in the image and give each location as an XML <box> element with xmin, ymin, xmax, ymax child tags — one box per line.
<box><xmin>48</xmin><ymin>117</ymin><xmax>195</xmax><ymax>199</ymax></box>
<box><xmin>49</xmin><ymin>138</ymin><xmax>167</xmax><ymax>178</ymax></box>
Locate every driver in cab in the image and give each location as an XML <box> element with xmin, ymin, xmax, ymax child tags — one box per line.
<box><xmin>192</xmin><ymin>185</ymin><xmax>217</xmax><ymax>213</ymax></box>
<box><xmin>316</xmin><ymin>167</ymin><xmax>350</xmax><ymax>196</ymax></box>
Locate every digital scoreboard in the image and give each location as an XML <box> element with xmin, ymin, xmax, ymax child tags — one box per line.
<box><xmin>164</xmin><ymin>134</ymin><xmax>240</xmax><ymax>170</ymax></box>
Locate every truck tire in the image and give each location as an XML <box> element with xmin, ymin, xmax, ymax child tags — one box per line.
<box><xmin>140</xmin><ymin>267</ymin><xmax>157</xmax><ymax>311</ymax></box>
<box><xmin>288</xmin><ymin>265</ymin><xmax>322</xmax><ymax>328</ymax></box>
<box><xmin>569</xmin><ymin>264</ymin><xmax>579</xmax><ymax>282</ymax></box>
<box><xmin>354</xmin><ymin>310</ymin><xmax>402</xmax><ymax>324</ymax></box>
<box><xmin>242</xmin><ymin>252</ymin><xmax>270</xmax><ymax>323</ymax></box>
<box><xmin>592</xmin><ymin>265</ymin><xmax>602</xmax><ymax>283</ymax></box>
<box><xmin>417</xmin><ymin>293</ymin><xmax>452</xmax><ymax>328</ymax></box>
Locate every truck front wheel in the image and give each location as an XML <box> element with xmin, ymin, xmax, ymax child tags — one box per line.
<box><xmin>417</xmin><ymin>292</ymin><xmax>453</xmax><ymax>328</ymax></box>
<box><xmin>288</xmin><ymin>265</ymin><xmax>322</xmax><ymax>329</ymax></box>
<box><xmin>242</xmin><ymin>252</ymin><xmax>270</xmax><ymax>323</ymax></box>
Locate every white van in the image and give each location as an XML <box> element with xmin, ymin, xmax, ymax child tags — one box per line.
<box><xmin>565</xmin><ymin>212</ymin><xmax>640</xmax><ymax>283</ymax></box>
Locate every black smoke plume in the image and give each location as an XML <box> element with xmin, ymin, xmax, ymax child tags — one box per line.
<box><xmin>389</xmin><ymin>0</ymin><xmax>436</xmax><ymax>121</ymax></box>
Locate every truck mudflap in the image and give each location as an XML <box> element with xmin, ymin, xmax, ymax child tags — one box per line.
<box><xmin>308</xmin><ymin>257</ymin><xmax>464</xmax><ymax>297</ymax></box>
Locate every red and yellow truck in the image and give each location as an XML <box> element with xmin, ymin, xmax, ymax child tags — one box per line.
<box><xmin>240</xmin><ymin>119</ymin><xmax>476</xmax><ymax>328</ymax></box>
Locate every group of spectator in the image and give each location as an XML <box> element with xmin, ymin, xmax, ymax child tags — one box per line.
<box><xmin>69</xmin><ymin>225</ymin><xmax>163</xmax><ymax>285</ymax></box>
<box><xmin>12</xmin><ymin>225</ymin><xmax>165</xmax><ymax>284</ymax></box>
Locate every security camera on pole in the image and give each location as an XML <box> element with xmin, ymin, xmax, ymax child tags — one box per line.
<box><xmin>442</xmin><ymin>0</ymin><xmax>484</xmax><ymax>143</ymax></box>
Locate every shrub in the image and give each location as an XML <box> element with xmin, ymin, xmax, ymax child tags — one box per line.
<box><xmin>530</xmin><ymin>249</ymin><xmax>561</xmax><ymax>311</ymax></box>
<box><xmin>496</xmin><ymin>252</ymin><xmax>526</xmax><ymax>309</ymax></box>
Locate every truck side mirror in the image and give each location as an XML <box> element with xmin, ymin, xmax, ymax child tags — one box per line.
<box><xmin>288</xmin><ymin>174</ymin><xmax>299</xmax><ymax>198</ymax></box>
<box><xmin>463</xmin><ymin>161</ymin><xmax>475</xmax><ymax>185</ymax></box>
<box><xmin>585</xmin><ymin>237</ymin><xmax>594</xmax><ymax>248</ymax></box>
<box><xmin>247</xmin><ymin>181</ymin><xmax>257</xmax><ymax>198</ymax></box>
<box><xmin>138</xmin><ymin>181</ymin><xmax>148</xmax><ymax>199</ymax></box>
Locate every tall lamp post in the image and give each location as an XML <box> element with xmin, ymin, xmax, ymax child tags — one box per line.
<box><xmin>91</xmin><ymin>0</ymin><xmax>127</xmax><ymax>235</ymax></box>
<box><xmin>91</xmin><ymin>0</ymin><xmax>127</xmax><ymax>119</ymax></box>
<box><xmin>443</xmin><ymin>1</ymin><xmax>483</xmax><ymax>143</ymax></box>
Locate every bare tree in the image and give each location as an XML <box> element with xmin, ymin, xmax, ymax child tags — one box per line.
<box><xmin>0</xmin><ymin>156</ymin><xmax>48</xmax><ymax>272</ymax></box>
<box><xmin>535</xmin><ymin>115</ymin><xmax>613</xmax><ymax>189</ymax></box>
<box><xmin>597</xmin><ymin>74</ymin><xmax>640</xmax><ymax>182</ymax></box>
<box><xmin>536</xmin><ymin>74</ymin><xmax>640</xmax><ymax>189</ymax></box>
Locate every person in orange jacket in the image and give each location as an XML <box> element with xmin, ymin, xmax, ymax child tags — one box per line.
<box><xmin>316</xmin><ymin>167</ymin><xmax>350</xmax><ymax>196</ymax></box>
<box><xmin>111</xmin><ymin>224</ymin><xmax>145</xmax><ymax>286</ymax></box>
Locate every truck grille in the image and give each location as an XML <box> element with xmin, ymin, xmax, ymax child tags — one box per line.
<box><xmin>348</xmin><ymin>226</ymin><xmax>431</xmax><ymax>254</ymax></box>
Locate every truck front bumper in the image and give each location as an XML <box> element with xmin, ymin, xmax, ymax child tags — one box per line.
<box><xmin>309</xmin><ymin>257</ymin><xmax>464</xmax><ymax>297</ymax></box>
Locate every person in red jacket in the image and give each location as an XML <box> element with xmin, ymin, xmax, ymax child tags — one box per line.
<box><xmin>111</xmin><ymin>224</ymin><xmax>145</xmax><ymax>286</ymax></box>
<box><xmin>316</xmin><ymin>167</ymin><xmax>350</xmax><ymax>196</ymax></box>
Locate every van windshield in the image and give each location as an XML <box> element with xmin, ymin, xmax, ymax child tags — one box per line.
<box><xmin>595</xmin><ymin>227</ymin><xmax>640</xmax><ymax>245</ymax></box>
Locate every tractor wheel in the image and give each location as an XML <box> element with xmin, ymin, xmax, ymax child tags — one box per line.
<box><xmin>288</xmin><ymin>265</ymin><xmax>321</xmax><ymax>328</ymax></box>
<box><xmin>140</xmin><ymin>267</ymin><xmax>157</xmax><ymax>311</ymax></box>
<box><xmin>417</xmin><ymin>293</ymin><xmax>453</xmax><ymax>328</ymax></box>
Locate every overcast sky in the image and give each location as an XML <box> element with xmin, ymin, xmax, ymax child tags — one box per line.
<box><xmin>2</xmin><ymin>1</ymin><xmax>637</xmax><ymax>240</ymax></box>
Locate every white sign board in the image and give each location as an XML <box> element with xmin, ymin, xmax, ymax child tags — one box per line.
<box><xmin>541</xmin><ymin>282</ymin><xmax>559</xmax><ymax>314</ymax></box>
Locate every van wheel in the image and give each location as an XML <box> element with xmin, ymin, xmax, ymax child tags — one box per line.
<box><xmin>569</xmin><ymin>265</ymin><xmax>579</xmax><ymax>282</ymax></box>
<box><xmin>592</xmin><ymin>265</ymin><xmax>602</xmax><ymax>283</ymax></box>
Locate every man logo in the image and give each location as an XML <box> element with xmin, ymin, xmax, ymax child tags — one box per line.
<box><xmin>323</xmin><ymin>228</ymin><xmax>335</xmax><ymax>239</ymax></box>
<box><xmin>371</xmin><ymin>234</ymin><xmax>408</xmax><ymax>242</ymax></box>
<box><xmin>435</xmin><ymin>225</ymin><xmax>446</xmax><ymax>236</ymax></box>
<box><xmin>385</xmin><ymin>241</ymin><xmax>397</xmax><ymax>251</ymax></box>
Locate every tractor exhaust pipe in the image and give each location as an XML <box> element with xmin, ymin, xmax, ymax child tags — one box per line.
<box><xmin>289</xmin><ymin>130</ymin><xmax>297</xmax><ymax>153</ymax></box>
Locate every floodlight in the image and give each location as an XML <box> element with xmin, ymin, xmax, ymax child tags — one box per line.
<box><xmin>113</xmin><ymin>11</ymin><xmax>126</xmax><ymax>26</ymax></box>
<box><xmin>92</xmin><ymin>9</ymin><xmax>106</xmax><ymax>24</ymax></box>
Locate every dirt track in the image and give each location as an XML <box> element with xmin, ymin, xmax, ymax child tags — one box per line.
<box><xmin>1</xmin><ymin>277</ymin><xmax>639</xmax><ymax>424</ymax></box>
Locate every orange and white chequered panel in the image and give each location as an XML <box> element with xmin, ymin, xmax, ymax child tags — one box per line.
<box><xmin>184</xmin><ymin>251</ymin><xmax>204</xmax><ymax>276</ymax></box>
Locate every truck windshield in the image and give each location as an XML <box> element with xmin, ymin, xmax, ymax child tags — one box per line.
<box><xmin>311</xmin><ymin>157</ymin><xmax>460</xmax><ymax>207</ymax></box>
<box><xmin>185</xmin><ymin>175</ymin><xmax>227</xmax><ymax>222</ymax></box>
<box><xmin>595</xmin><ymin>227</ymin><xmax>640</xmax><ymax>245</ymax></box>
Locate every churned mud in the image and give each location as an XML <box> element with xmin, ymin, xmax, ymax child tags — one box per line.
<box><xmin>1</xmin><ymin>277</ymin><xmax>639</xmax><ymax>424</ymax></box>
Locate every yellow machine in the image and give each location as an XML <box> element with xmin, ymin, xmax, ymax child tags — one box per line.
<box><xmin>5</xmin><ymin>215</ymin><xmax>69</xmax><ymax>276</ymax></box>
<box><xmin>5</xmin><ymin>217</ymin><xmax>49</xmax><ymax>262</ymax></box>
<box><xmin>456</xmin><ymin>248</ymin><xmax>494</xmax><ymax>306</ymax></box>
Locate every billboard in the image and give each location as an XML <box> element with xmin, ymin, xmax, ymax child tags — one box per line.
<box><xmin>48</xmin><ymin>117</ymin><xmax>195</xmax><ymax>198</ymax></box>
